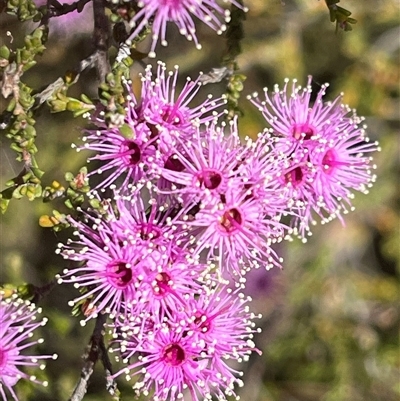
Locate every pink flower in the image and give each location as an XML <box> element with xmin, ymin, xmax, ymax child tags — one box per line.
<box><xmin>57</xmin><ymin>208</ymin><xmax>141</xmax><ymax>322</ymax></box>
<box><xmin>187</xmin><ymin>187</ymin><xmax>285</xmax><ymax>276</ymax></box>
<box><xmin>127</xmin><ymin>0</ymin><xmax>245</xmax><ymax>58</ymax></box>
<box><xmin>0</xmin><ymin>296</ymin><xmax>57</xmax><ymax>401</ymax></box>
<box><xmin>310</xmin><ymin>113</ymin><xmax>378</xmax><ymax>222</ymax></box>
<box><xmin>160</xmin><ymin>118</ymin><xmax>248</xmax><ymax>209</ymax></box>
<box><xmin>248</xmin><ymin>77</ymin><xmax>344</xmax><ymax>154</ymax></box>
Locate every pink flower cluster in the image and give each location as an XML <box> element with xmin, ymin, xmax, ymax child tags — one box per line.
<box><xmin>57</xmin><ymin>63</ymin><xmax>378</xmax><ymax>400</ymax></box>
<box><xmin>249</xmin><ymin>77</ymin><xmax>379</xmax><ymax>236</ymax></box>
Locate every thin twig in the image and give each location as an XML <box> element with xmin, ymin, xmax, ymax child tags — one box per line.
<box><xmin>200</xmin><ymin>1</ymin><xmax>246</xmax><ymax>85</ymax></box>
<box><xmin>99</xmin><ymin>338</ymin><xmax>121</xmax><ymax>400</ymax></box>
<box><xmin>0</xmin><ymin>52</ymin><xmax>97</xmax><ymax>133</ymax></box>
<box><xmin>32</xmin><ymin>53</ymin><xmax>97</xmax><ymax>109</ymax></box>
<box><xmin>68</xmin><ymin>314</ymin><xmax>108</xmax><ymax>401</ymax></box>
<box><xmin>31</xmin><ymin>279</ymin><xmax>57</xmax><ymax>304</ymax></box>
<box><xmin>224</xmin><ymin>0</ymin><xmax>246</xmax><ymax>65</ymax></box>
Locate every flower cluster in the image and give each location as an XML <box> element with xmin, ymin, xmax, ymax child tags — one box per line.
<box><xmin>58</xmin><ymin>66</ymin><xmax>378</xmax><ymax>400</ymax></box>
<box><xmin>249</xmin><ymin>76</ymin><xmax>379</xmax><ymax>237</ymax></box>
<box><xmin>79</xmin><ymin>62</ymin><xmax>225</xmax><ymax>191</ymax></box>
<box><xmin>111</xmin><ymin>287</ymin><xmax>260</xmax><ymax>401</ymax></box>
<box><xmin>0</xmin><ymin>295</ymin><xmax>57</xmax><ymax>401</ymax></box>
<box><xmin>57</xmin><ymin>188</ymin><xmax>262</xmax><ymax>399</ymax></box>
<box><xmin>57</xmin><ymin>190</ymin><xmax>209</xmax><ymax>322</ymax></box>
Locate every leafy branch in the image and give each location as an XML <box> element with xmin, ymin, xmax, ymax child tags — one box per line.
<box><xmin>0</xmin><ymin>27</ymin><xmax>48</xmax><ymax>212</ymax></box>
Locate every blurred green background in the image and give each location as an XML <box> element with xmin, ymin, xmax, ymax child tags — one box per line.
<box><xmin>0</xmin><ymin>1</ymin><xmax>399</xmax><ymax>400</ymax></box>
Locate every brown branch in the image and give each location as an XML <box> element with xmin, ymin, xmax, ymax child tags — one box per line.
<box><xmin>68</xmin><ymin>313</ymin><xmax>108</xmax><ymax>401</ymax></box>
<box><xmin>92</xmin><ymin>0</ymin><xmax>111</xmax><ymax>82</ymax></box>
<box><xmin>99</xmin><ymin>338</ymin><xmax>121</xmax><ymax>400</ymax></box>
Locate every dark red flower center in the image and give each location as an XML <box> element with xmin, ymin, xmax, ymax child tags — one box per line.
<box><xmin>198</xmin><ymin>170</ymin><xmax>222</xmax><ymax>190</ymax></box>
<box><xmin>163</xmin><ymin>343</ymin><xmax>185</xmax><ymax>366</ymax></box>
<box><xmin>292</xmin><ymin>124</ymin><xmax>314</xmax><ymax>141</ymax></box>
<box><xmin>146</xmin><ymin>123</ymin><xmax>159</xmax><ymax>139</ymax></box>
<box><xmin>322</xmin><ymin>149</ymin><xmax>337</xmax><ymax>174</ymax></box>
<box><xmin>107</xmin><ymin>261</ymin><xmax>133</xmax><ymax>288</ymax></box>
<box><xmin>194</xmin><ymin>312</ymin><xmax>211</xmax><ymax>333</ymax></box>
<box><xmin>138</xmin><ymin>223</ymin><xmax>161</xmax><ymax>241</ymax></box>
<box><xmin>161</xmin><ymin>105</ymin><xmax>184</xmax><ymax>126</ymax></box>
<box><xmin>154</xmin><ymin>272</ymin><xmax>171</xmax><ymax>296</ymax></box>
<box><xmin>284</xmin><ymin>166</ymin><xmax>304</xmax><ymax>186</ymax></box>
<box><xmin>219</xmin><ymin>208</ymin><xmax>242</xmax><ymax>233</ymax></box>
<box><xmin>121</xmin><ymin>141</ymin><xmax>141</xmax><ymax>165</ymax></box>
<box><xmin>164</xmin><ymin>154</ymin><xmax>185</xmax><ymax>172</ymax></box>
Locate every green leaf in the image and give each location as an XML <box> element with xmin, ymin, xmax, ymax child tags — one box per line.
<box><xmin>0</xmin><ymin>45</ymin><xmax>10</xmax><ymax>60</ymax></box>
<box><xmin>65</xmin><ymin>172</ymin><xmax>74</xmax><ymax>182</ymax></box>
<box><xmin>0</xmin><ymin>198</ymin><xmax>11</xmax><ymax>214</ymax></box>
<box><xmin>119</xmin><ymin>123</ymin><xmax>134</xmax><ymax>139</ymax></box>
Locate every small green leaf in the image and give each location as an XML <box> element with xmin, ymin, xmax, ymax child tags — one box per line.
<box><xmin>0</xmin><ymin>45</ymin><xmax>10</xmax><ymax>60</ymax></box>
<box><xmin>66</xmin><ymin>98</ymin><xmax>84</xmax><ymax>112</ymax></box>
<box><xmin>80</xmin><ymin>93</ymin><xmax>93</xmax><ymax>104</ymax></box>
<box><xmin>89</xmin><ymin>198</ymin><xmax>101</xmax><ymax>209</ymax></box>
<box><xmin>65</xmin><ymin>172</ymin><xmax>74</xmax><ymax>182</ymax></box>
<box><xmin>0</xmin><ymin>198</ymin><xmax>11</xmax><ymax>214</ymax></box>
<box><xmin>119</xmin><ymin>123</ymin><xmax>134</xmax><ymax>139</ymax></box>
<box><xmin>0</xmin><ymin>283</ymin><xmax>17</xmax><ymax>298</ymax></box>
<box><xmin>12</xmin><ymin>186</ymin><xmax>24</xmax><ymax>199</ymax></box>
<box><xmin>64</xmin><ymin>199</ymin><xmax>73</xmax><ymax>209</ymax></box>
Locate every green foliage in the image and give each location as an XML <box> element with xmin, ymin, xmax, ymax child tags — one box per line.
<box><xmin>98</xmin><ymin>70</ymin><xmax>126</xmax><ymax>126</ymax></box>
<box><xmin>325</xmin><ymin>0</ymin><xmax>357</xmax><ymax>32</ymax></box>
<box><xmin>0</xmin><ymin>27</ymin><xmax>47</xmax><ymax>212</ymax></box>
<box><xmin>39</xmin><ymin>167</ymin><xmax>91</xmax><ymax>230</ymax></box>
<box><xmin>5</xmin><ymin>0</ymin><xmax>38</xmax><ymax>21</ymax></box>
<box><xmin>38</xmin><ymin>209</ymin><xmax>68</xmax><ymax>230</ymax></box>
